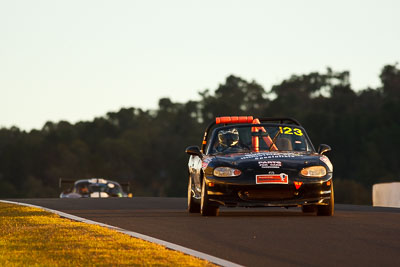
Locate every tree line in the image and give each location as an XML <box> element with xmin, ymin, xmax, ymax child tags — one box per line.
<box><xmin>0</xmin><ymin>64</ymin><xmax>399</xmax><ymax>204</ymax></box>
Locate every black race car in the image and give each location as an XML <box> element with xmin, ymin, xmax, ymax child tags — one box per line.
<box><xmin>185</xmin><ymin>116</ymin><xmax>333</xmax><ymax>216</ymax></box>
<box><xmin>59</xmin><ymin>178</ymin><xmax>132</xmax><ymax>198</ymax></box>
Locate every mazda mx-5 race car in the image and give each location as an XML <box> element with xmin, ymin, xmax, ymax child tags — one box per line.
<box><xmin>59</xmin><ymin>178</ymin><xmax>132</xmax><ymax>198</ymax></box>
<box><xmin>185</xmin><ymin>116</ymin><xmax>334</xmax><ymax>216</ymax></box>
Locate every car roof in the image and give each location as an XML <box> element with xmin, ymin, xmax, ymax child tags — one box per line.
<box><xmin>75</xmin><ymin>178</ymin><xmax>120</xmax><ymax>185</ymax></box>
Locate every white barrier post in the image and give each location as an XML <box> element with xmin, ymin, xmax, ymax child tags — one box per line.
<box><xmin>372</xmin><ymin>182</ymin><xmax>400</xmax><ymax>208</ymax></box>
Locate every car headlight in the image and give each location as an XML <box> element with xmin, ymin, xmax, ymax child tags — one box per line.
<box><xmin>213</xmin><ymin>167</ymin><xmax>241</xmax><ymax>177</ymax></box>
<box><xmin>300</xmin><ymin>166</ymin><xmax>327</xmax><ymax>177</ymax></box>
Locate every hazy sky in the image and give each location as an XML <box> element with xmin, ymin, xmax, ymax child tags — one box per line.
<box><xmin>1</xmin><ymin>0</ymin><xmax>399</xmax><ymax>130</ymax></box>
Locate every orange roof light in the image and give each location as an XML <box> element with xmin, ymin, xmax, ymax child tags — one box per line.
<box><xmin>216</xmin><ymin>116</ymin><xmax>253</xmax><ymax>124</ymax></box>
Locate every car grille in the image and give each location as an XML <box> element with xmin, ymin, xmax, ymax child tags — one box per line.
<box><xmin>238</xmin><ymin>189</ymin><xmax>294</xmax><ymax>201</ymax></box>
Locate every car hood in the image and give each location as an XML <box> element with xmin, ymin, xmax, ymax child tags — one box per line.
<box><xmin>205</xmin><ymin>151</ymin><xmax>327</xmax><ymax>171</ymax></box>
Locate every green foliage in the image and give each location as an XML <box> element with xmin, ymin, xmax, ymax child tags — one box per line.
<box><xmin>334</xmin><ymin>179</ymin><xmax>371</xmax><ymax>205</ymax></box>
<box><xmin>0</xmin><ymin>64</ymin><xmax>399</xmax><ymax>204</ymax></box>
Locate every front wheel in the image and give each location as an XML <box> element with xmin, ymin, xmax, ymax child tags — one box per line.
<box><xmin>317</xmin><ymin>182</ymin><xmax>334</xmax><ymax>216</ymax></box>
<box><xmin>200</xmin><ymin>179</ymin><xmax>219</xmax><ymax>216</ymax></box>
<box><xmin>187</xmin><ymin>176</ymin><xmax>200</xmax><ymax>213</ymax></box>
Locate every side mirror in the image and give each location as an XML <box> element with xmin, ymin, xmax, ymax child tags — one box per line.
<box><xmin>318</xmin><ymin>144</ymin><xmax>331</xmax><ymax>155</ymax></box>
<box><xmin>185</xmin><ymin>145</ymin><xmax>203</xmax><ymax>158</ymax></box>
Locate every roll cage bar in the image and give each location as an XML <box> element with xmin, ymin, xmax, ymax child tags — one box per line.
<box><xmin>200</xmin><ymin>116</ymin><xmax>302</xmax><ymax>153</ymax></box>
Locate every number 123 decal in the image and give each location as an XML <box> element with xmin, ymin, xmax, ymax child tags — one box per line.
<box><xmin>279</xmin><ymin>127</ymin><xmax>303</xmax><ymax>136</ymax></box>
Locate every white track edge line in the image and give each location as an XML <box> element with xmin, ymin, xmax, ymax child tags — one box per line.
<box><xmin>0</xmin><ymin>200</ymin><xmax>243</xmax><ymax>267</ymax></box>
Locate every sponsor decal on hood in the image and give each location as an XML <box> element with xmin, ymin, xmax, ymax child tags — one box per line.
<box><xmin>240</xmin><ymin>152</ymin><xmax>299</xmax><ymax>160</ymax></box>
<box><xmin>258</xmin><ymin>161</ymin><xmax>282</xmax><ymax>169</ymax></box>
<box><xmin>202</xmin><ymin>162</ymin><xmax>209</xmax><ymax>169</ymax></box>
<box><xmin>320</xmin><ymin>156</ymin><xmax>333</xmax><ymax>171</ymax></box>
<box><xmin>202</xmin><ymin>157</ymin><xmax>213</xmax><ymax>170</ymax></box>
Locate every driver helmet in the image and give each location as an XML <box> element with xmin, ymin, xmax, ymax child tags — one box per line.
<box><xmin>218</xmin><ymin>128</ymin><xmax>239</xmax><ymax>147</ymax></box>
<box><xmin>80</xmin><ymin>186</ymin><xmax>89</xmax><ymax>194</ymax></box>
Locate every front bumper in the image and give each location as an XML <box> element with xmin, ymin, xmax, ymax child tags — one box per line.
<box><xmin>205</xmin><ymin>175</ymin><xmax>333</xmax><ymax>207</ymax></box>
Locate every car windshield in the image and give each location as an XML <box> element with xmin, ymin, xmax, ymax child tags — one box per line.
<box><xmin>75</xmin><ymin>181</ymin><xmax>123</xmax><ymax>195</ymax></box>
<box><xmin>209</xmin><ymin>125</ymin><xmax>313</xmax><ymax>154</ymax></box>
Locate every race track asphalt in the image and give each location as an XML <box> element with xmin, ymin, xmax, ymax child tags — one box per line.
<box><xmin>5</xmin><ymin>197</ymin><xmax>400</xmax><ymax>267</ymax></box>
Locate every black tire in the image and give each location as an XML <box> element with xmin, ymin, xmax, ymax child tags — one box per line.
<box><xmin>188</xmin><ymin>176</ymin><xmax>200</xmax><ymax>213</ymax></box>
<box><xmin>301</xmin><ymin>205</ymin><xmax>316</xmax><ymax>213</ymax></box>
<box><xmin>317</xmin><ymin>182</ymin><xmax>334</xmax><ymax>216</ymax></box>
<box><xmin>200</xmin><ymin>179</ymin><xmax>219</xmax><ymax>216</ymax></box>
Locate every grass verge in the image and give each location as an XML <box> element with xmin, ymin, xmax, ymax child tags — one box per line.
<box><xmin>0</xmin><ymin>202</ymin><xmax>214</xmax><ymax>266</ymax></box>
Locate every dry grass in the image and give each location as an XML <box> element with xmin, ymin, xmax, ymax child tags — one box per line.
<box><xmin>0</xmin><ymin>202</ymin><xmax>215</xmax><ymax>266</ymax></box>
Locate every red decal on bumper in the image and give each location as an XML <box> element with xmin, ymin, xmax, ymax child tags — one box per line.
<box><xmin>256</xmin><ymin>174</ymin><xmax>288</xmax><ymax>184</ymax></box>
